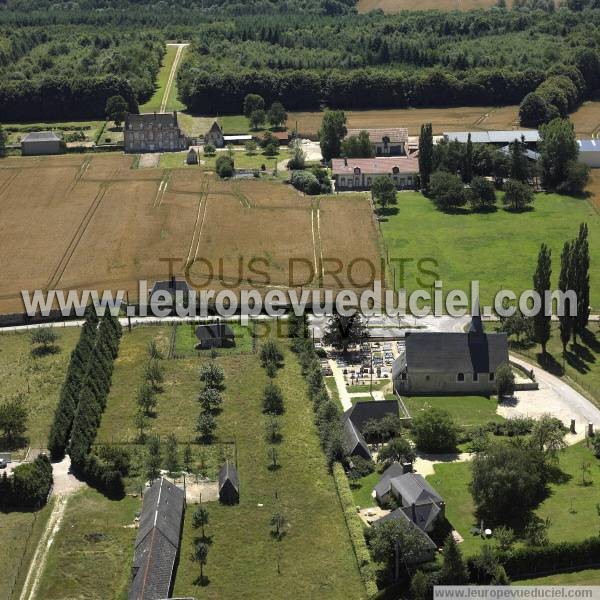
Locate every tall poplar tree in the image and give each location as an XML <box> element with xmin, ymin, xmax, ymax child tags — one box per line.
<box><xmin>533</xmin><ymin>243</ymin><xmax>552</xmax><ymax>354</ymax></box>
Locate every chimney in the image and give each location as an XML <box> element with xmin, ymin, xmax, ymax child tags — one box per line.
<box><xmin>411</xmin><ymin>503</ymin><xmax>417</xmax><ymax>523</ymax></box>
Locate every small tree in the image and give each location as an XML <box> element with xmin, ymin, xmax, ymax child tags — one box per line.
<box><xmin>183</xmin><ymin>443</ymin><xmax>193</xmax><ymax>472</ymax></box>
<box><xmin>164</xmin><ymin>433</ymin><xmax>179</xmax><ymax>475</ymax></box>
<box><xmin>260</xmin><ymin>339</ymin><xmax>284</xmax><ymax>375</ymax></box>
<box><xmin>198</xmin><ymin>388</ymin><xmax>223</xmax><ymax>413</ymax></box>
<box><xmin>287</xmin><ymin>139</ymin><xmax>306</xmax><ymax>170</ymax></box>
<box><xmin>245</xmin><ymin>139</ymin><xmax>258</xmax><ymax>155</ymax></box>
<box><xmin>243</xmin><ymin>93</ymin><xmax>265</xmax><ymax>118</ymax></box>
<box><xmin>377</xmin><ymin>436</ymin><xmax>416</xmax><ymax>470</ymax></box>
<box><xmin>191</xmin><ymin>540</ymin><xmax>209</xmax><ymax>584</ymax></box>
<box><xmin>372</xmin><ymin>176</ymin><xmax>397</xmax><ymax>210</ymax></box>
<box><xmin>270</xmin><ymin>511</ymin><xmax>287</xmax><ymax>539</ymax></box>
<box><xmin>249</xmin><ymin>109</ymin><xmax>266</xmax><ymax>130</ymax></box>
<box><xmin>0</xmin><ymin>124</ymin><xmax>7</xmax><ymax>158</ymax></box>
<box><xmin>145</xmin><ymin>360</ymin><xmax>164</xmax><ymax>391</ymax></box>
<box><xmin>503</xmin><ymin>179</ymin><xmax>534</xmax><ymax>211</ymax></box>
<box><xmin>204</xmin><ymin>144</ymin><xmax>216</xmax><ymax>157</ymax></box>
<box><xmin>30</xmin><ymin>328</ymin><xmax>59</xmax><ymax>355</ymax></box>
<box><xmin>134</xmin><ymin>408</ymin><xmax>148</xmax><ymax>443</ymax></box>
<box><xmin>263</xmin><ymin>382</ymin><xmax>284</xmax><ymax>415</ymax></box>
<box><xmin>412</xmin><ymin>407</ymin><xmax>458</xmax><ymax>453</ymax></box>
<box><xmin>429</xmin><ymin>170</ymin><xmax>466</xmax><ymax>211</ymax></box>
<box><xmin>440</xmin><ymin>534</ymin><xmax>469</xmax><ymax>584</ymax></box>
<box><xmin>493</xmin><ymin>526</ymin><xmax>515</xmax><ymax>552</ymax></box>
<box><xmin>215</xmin><ymin>155</ymin><xmax>234</xmax><ymax>178</ymax></box>
<box><xmin>495</xmin><ymin>363</ymin><xmax>515</xmax><ymax>398</ymax></box>
<box><xmin>491</xmin><ymin>565</ymin><xmax>511</xmax><ymax>585</ymax></box>
<box><xmin>322</xmin><ymin>314</ymin><xmax>367</xmax><ymax>355</ymax></box>
<box><xmin>0</xmin><ymin>395</ymin><xmax>28</xmax><ymax>445</ymax></box>
<box><xmin>105</xmin><ymin>95</ymin><xmax>128</xmax><ymax>129</ymax></box>
<box><xmin>468</xmin><ymin>176</ymin><xmax>496</xmax><ymax>211</ymax></box>
<box><xmin>145</xmin><ymin>435</ymin><xmax>162</xmax><ymax>483</ymax></box>
<box><xmin>137</xmin><ymin>381</ymin><xmax>157</xmax><ymax>416</ymax></box>
<box><xmin>196</xmin><ymin>410</ymin><xmax>217</xmax><ymax>442</ymax></box>
<box><xmin>267</xmin><ymin>102</ymin><xmax>287</xmax><ymax>128</ymax></box>
<box><xmin>147</xmin><ymin>339</ymin><xmax>163</xmax><ymax>360</ymax></box>
<box><xmin>265</xmin><ymin>416</ymin><xmax>282</xmax><ymax>443</ymax></box>
<box><xmin>192</xmin><ymin>505</ymin><xmax>209</xmax><ymax>538</ymax></box>
<box><xmin>199</xmin><ymin>362</ymin><xmax>225</xmax><ymax>390</ymax></box>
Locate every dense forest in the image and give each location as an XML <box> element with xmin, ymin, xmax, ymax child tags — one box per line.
<box><xmin>1</xmin><ymin>1</ymin><xmax>600</xmax><ymax>120</ymax></box>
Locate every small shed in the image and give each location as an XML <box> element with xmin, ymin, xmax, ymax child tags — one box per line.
<box><xmin>186</xmin><ymin>147</ymin><xmax>199</xmax><ymax>165</ymax></box>
<box><xmin>21</xmin><ymin>131</ymin><xmax>64</xmax><ymax>156</ymax></box>
<box><xmin>195</xmin><ymin>322</ymin><xmax>235</xmax><ymax>350</ymax></box>
<box><xmin>577</xmin><ymin>139</ymin><xmax>600</xmax><ymax>168</ymax></box>
<box><xmin>218</xmin><ymin>462</ymin><xmax>239</xmax><ymax>504</ymax></box>
<box><xmin>271</xmin><ymin>131</ymin><xmax>289</xmax><ymax>144</ymax></box>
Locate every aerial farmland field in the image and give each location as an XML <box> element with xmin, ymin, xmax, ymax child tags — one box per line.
<box><xmin>0</xmin><ymin>154</ymin><xmax>381</xmax><ymax>313</ymax></box>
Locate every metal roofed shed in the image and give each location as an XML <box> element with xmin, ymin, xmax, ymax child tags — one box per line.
<box><xmin>577</xmin><ymin>139</ymin><xmax>600</xmax><ymax>167</ymax></box>
<box><xmin>443</xmin><ymin>130</ymin><xmax>540</xmax><ymax>146</ymax></box>
<box><xmin>21</xmin><ymin>131</ymin><xmax>65</xmax><ymax>156</ymax></box>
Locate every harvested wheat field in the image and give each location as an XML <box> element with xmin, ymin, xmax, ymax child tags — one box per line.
<box><xmin>0</xmin><ymin>154</ymin><xmax>381</xmax><ymax>313</ymax></box>
<box><xmin>357</xmin><ymin>0</ymin><xmax>497</xmax><ymax>11</ymax></box>
<box><xmin>569</xmin><ymin>101</ymin><xmax>600</xmax><ymax>138</ymax></box>
<box><xmin>288</xmin><ymin>105</ymin><xmax>520</xmax><ymax>138</ymax></box>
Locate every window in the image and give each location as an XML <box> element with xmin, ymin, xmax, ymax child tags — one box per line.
<box><xmin>340</xmin><ymin>177</ymin><xmax>346</xmax><ymax>185</ymax></box>
<box><xmin>401</xmin><ymin>373</ymin><xmax>407</xmax><ymax>381</ymax></box>
<box><xmin>473</xmin><ymin>372</ymin><xmax>479</xmax><ymax>382</ymax></box>
<box><xmin>354</xmin><ymin>167</ymin><xmax>361</xmax><ymax>175</ymax></box>
<box><xmin>392</xmin><ymin>166</ymin><xmax>400</xmax><ymax>174</ymax></box>
<box><xmin>457</xmin><ymin>373</ymin><xmax>465</xmax><ymax>382</ymax></box>
<box><xmin>489</xmin><ymin>372</ymin><xmax>495</xmax><ymax>381</ymax></box>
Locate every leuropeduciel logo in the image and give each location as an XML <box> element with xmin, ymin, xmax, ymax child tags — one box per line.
<box><xmin>19</xmin><ymin>255</ymin><xmax>578</xmax><ymax>321</ymax></box>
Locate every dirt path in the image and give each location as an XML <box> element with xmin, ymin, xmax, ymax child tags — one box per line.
<box><xmin>18</xmin><ymin>456</ymin><xmax>84</xmax><ymax>600</ymax></box>
<box><xmin>160</xmin><ymin>43</ymin><xmax>188</xmax><ymax>113</ymax></box>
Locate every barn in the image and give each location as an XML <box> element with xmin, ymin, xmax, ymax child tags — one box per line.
<box><xmin>21</xmin><ymin>131</ymin><xmax>64</xmax><ymax>156</ymax></box>
<box><xmin>195</xmin><ymin>322</ymin><xmax>235</xmax><ymax>349</ymax></box>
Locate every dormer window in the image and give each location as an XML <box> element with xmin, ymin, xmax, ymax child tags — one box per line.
<box><xmin>392</xmin><ymin>166</ymin><xmax>400</xmax><ymax>174</ymax></box>
<box><xmin>354</xmin><ymin>167</ymin><xmax>361</xmax><ymax>175</ymax></box>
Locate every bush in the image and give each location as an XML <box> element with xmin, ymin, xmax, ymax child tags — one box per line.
<box><xmin>347</xmin><ymin>455</ymin><xmax>375</xmax><ymax>480</ymax></box>
<box><xmin>468</xmin><ymin>176</ymin><xmax>496</xmax><ymax>211</ymax></box>
<box><xmin>291</xmin><ymin>170</ymin><xmax>321</xmax><ymax>195</ymax></box>
<box><xmin>204</xmin><ymin>143</ymin><xmax>216</xmax><ymax>156</ymax></box>
<box><xmin>412</xmin><ymin>407</ymin><xmax>458</xmax><ymax>452</ymax></box>
<box><xmin>429</xmin><ymin>170</ymin><xmax>466</xmax><ymax>210</ymax></box>
<box><xmin>503</xmin><ymin>179</ymin><xmax>533</xmax><ymax>211</ymax></box>
<box><xmin>332</xmin><ymin>463</ymin><xmax>378</xmax><ymax>597</ymax></box>
<box><xmin>556</xmin><ymin>160</ymin><xmax>590</xmax><ymax>195</ymax></box>
<box><xmin>215</xmin><ymin>155</ymin><xmax>234</xmax><ymax>178</ymax></box>
<box><xmin>4</xmin><ymin>454</ymin><xmax>53</xmax><ymax>509</ymax></box>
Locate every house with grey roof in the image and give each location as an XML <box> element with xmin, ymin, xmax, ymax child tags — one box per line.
<box><xmin>345</xmin><ymin>128</ymin><xmax>408</xmax><ymax>156</ymax></box>
<box><xmin>21</xmin><ymin>131</ymin><xmax>65</xmax><ymax>156</ymax></box>
<box><xmin>373</xmin><ymin>461</ymin><xmax>407</xmax><ymax>504</ymax></box>
<box><xmin>129</xmin><ymin>478</ymin><xmax>185</xmax><ymax>600</ymax></box>
<box><xmin>392</xmin><ymin>314</ymin><xmax>508</xmax><ymax>395</ymax></box>
<box><xmin>124</xmin><ymin>112</ymin><xmax>188</xmax><ymax>153</ymax></box>
<box><xmin>341</xmin><ymin>399</ymin><xmax>401</xmax><ymax>461</ymax></box>
<box><xmin>218</xmin><ymin>462</ymin><xmax>239</xmax><ymax>504</ymax></box>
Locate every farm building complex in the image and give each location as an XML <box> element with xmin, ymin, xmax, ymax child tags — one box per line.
<box><xmin>332</xmin><ymin>156</ymin><xmax>418</xmax><ymax>190</ymax></box>
<box><xmin>345</xmin><ymin>127</ymin><xmax>408</xmax><ymax>156</ymax></box>
<box><xmin>124</xmin><ymin>112</ymin><xmax>188</xmax><ymax>153</ymax></box>
<box><xmin>129</xmin><ymin>478</ymin><xmax>185</xmax><ymax>600</ymax></box>
<box><xmin>392</xmin><ymin>314</ymin><xmax>509</xmax><ymax>395</ymax></box>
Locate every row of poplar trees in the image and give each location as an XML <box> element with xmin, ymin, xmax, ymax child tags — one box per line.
<box><xmin>47</xmin><ymin>305</ymin><xmax>122</xmax><ymax>477</ymax></box>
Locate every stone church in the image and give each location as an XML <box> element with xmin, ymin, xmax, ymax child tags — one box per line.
<box><xmin>124</xmin><ymin>112</ymin><xmax>188</xmax><ymax>153</ymax></box>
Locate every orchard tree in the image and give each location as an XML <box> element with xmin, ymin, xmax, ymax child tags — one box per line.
<box><xmin>270</xmin><ymin>511</ymin><xmax>288</xmax><ymax>539</ymax></box>
<box><xmin>192</xmin><ymin>505</ymin><xmax>209</xmax><ymax>538</ymax></box>
<box><xmin>30</xmin><ymin>327</ymin><xmax>59</xmax><ymax>355</ymax></box>
<box><xmin>196</xmin><ymin>410</ymin><xmax>217</xmax><ymax>442</ymax></box>
<box><xmin>105</xmin><ymin>95</ymin><xmax>128</xmax><ymax>129</ymax></box>
<box><xmin>263</xmin><ymin>382</ymin><xmax>284</xmax><ymax>415</ymax></box>
<box><xmin>137</xmin><ymin>381</ymin><xmax>157</xmax><ymax>416</ymax></box>
<box><xmin>191</xmin><ymin>540</ymin><xmax>209</xmax><ymax>583</ymax></box>
<box><xmin>198</xmin><ymin>388</ymin><xmax>223</xmax><ymax>414</ymax></box>
<box><xmin>145</xmin><ymin>435</ymin><xmax>162</xmax><ymax>483</ymax></box>
<box><xmin>199</xmin><ymin>362</ymin><xmax>225</xmax><ymax>390</ymax></box>
<box><xmin>318</xmin><ymin>110</ymin><xmax>347</xmax><ymax>162</ymax></box>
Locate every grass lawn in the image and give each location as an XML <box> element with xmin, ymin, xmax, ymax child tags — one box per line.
<box><xmin>519</xmin><ymin>568</ymin><xmax>600</xmax><ymax>585</ymax></box>
<box><xmin>349</xmin><ymin>471</ymin><xmax>380</xmax><ymax>509</ymax></box>
<box><xmin>325</xmin><ymin>376</ymin><xmax>341</xmax><ymax>407</ymax></box>
<box><xmin>35</xmin><ymin>489</ymin><xmax>139</xmax><ymax>600</ymax></box>
<box><xmin>158</xmin><ymin>149</ymin><xmax>283</xmax><ymax>172</ymax></box>
<box><xmin>427</xmin><ymin>441</ymin><xmax>600</xmax><ymax>558</ymax></box>
<box><xmin>513</xmin><ymin>324</ymin><xmax>600</xmax><ymax>408</ymax></box>
<box><xmin>0</xmin><ymin>500</ymin><xmax>55</xmax><ymax>600</ymax></box>
<box><xmin>174</xmin><ymin>322</ymin><xmax>253</xmax><ymax>357</ymax></box>
<box><xmin>93</xmin><ymin>325</ymin><xmax>364</xmax><ymax>598</ymax></box>
<box><xmin>0</xmin><ymin>328</ymin><xmax>80</xmax><ymax>453</ymax></box>
<box><xmin>403</xmin><ymin>396</ymin><xmax>504</xmax><ymax>428</ymax></box>
<box><xmin>140</xmin><ymin>44</ymin><xmax>184</xmax><ymax>113</ymax></box>
<box><xmin>380</xmin><ymin>192</ymin><xmax>600</xmax><ymax>309</ymax></box>
<box><xmin>348</xmin><ymin>380</ymin><xmax>390</xmax><ymax>393</ymax></box>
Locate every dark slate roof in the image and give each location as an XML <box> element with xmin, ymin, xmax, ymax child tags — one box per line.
<box><xmin>343</xmin><ymin>418</ymin><xmax>371</xmax><ymax>459</ymax></box>
<box><xmin>208</xmin><ymin>121</ymin><xmax>222</xmax><ymax>134</ymax></box>
<box><xmin>196</xmin><ymin>323</ymin><xmax>235</xmax><ymax>341</ymax></box>
<box><xmin>395</xmin><ymin>331</ymin><xmax>508</xmax><ymax>374</ymax></box>
<box><xmin>150</xmin><ymin>279</ymin><xmax>191</xmax><ymax>296</ymax></box>
<box><xmin>374</xmin><ymin>462</ymin><xmax>406</xmax><ymax>499</ymax></box>
<box><xmin>390</xmin><ymin>473</ymin><xmax>443</xmax><ymax>506</ymax></box>
<box><xmin>129</xmin><ymin>478</ymin><xmax>185</xmax><ymax>600</ymax></box>
<box><xmin>376</xmin><ymin>508</ymin><xmax>438</xmax><ymax>549</ymax></box>
<box><xmin>218</xmin><ymin>462</ymin><xmax>239</xmax><ymax>492</ymax></box>
<box><xmin>126</xmin><ymin>112</ymin><xmax>179</xmax><ymax>129</ymax></box>
<box><xmin>400</xmin><ymin>502</ymin><xmax>441</xmax><ymax>531</ymax></box>
<box><xmin>343</xmin><ymin>400</ymin><xmax>400</xmax><ymax>432</ymax></box>
<box><xmin>22</xmin><ymin>131</ymin><xmax>61</xmax><ymax>142</ymax></box>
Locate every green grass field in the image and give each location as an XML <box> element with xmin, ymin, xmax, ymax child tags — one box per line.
<box><xmin>91</xmin><ymin>325</ymin><xmax>365</xmax><ymax>598</ymax></box>
<box><xmin>34</xmin><ymin>489</ymin><xmax>139</xmax><ymax>600</ymax></box>
<box><xmin>158</xmin><ymin>148</ymin><xmax>283</xmax><ymax>171</ymax></box>
<box><xmin>403</xmin><ymin>396</ymin><xmax>504</xmax><ymax>428</ymax></box>
<box><xmin>514</xmin><ymin>324</ymin><xmax>600</xmax><ymax>408</ymax></box>
<box><xmin>140</xmin><ymin>44</ymin><xmax>185</xmax><ymax>113</ymax></box>
<box><xmin>519</xmin><ymin>568</ymin><xmax>600</xmax><ymax>585</ymax></box>
<box><xmin>0</xmin><ymin>500</ymin><xmax>55</xmax><ymax>600</ymax></box>
<box><xmin>427</xmin><ymin>441</ymin><xmax>600</xmax><ymax>558</ymax></box>
<box><xmin>0</xmin><ymin>328</ymin><xmax>79</xmax><ymax>453</ymax></box>
<box><xmin>380</xmin><ymin>192</ymin><xmax>600</xmax><ymax>309</ymax></box>
<box><xmin>350</xmin><ymin>471</ymin><xmax>380</xmax><ymax>509</ymax></box>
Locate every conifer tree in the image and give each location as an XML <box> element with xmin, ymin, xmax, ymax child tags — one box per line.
<box><xmin>533</xmin><ymin>243</ymin><xmax>552</xmax><ymax>354</ymax></box>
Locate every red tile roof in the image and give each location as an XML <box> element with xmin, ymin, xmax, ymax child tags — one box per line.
<box><xmin>345</xmin><ymin>128</ymin><xmax>409</xmax><ymax>143</ymax></box>
<box><xmin>331</xmin><ymin>156</ymin><xmax>419</xmax><ymax>175</ymax></box>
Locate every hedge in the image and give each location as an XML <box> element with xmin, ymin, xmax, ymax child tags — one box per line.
<box><xmin>333</xmin><ymin>462</ymin><xmax>378</xmax><ymax>598</ymax></box>
<box><xmin>468</xmin><ymin>537</ymin><xmax>600</xmax><ymax>582</ymax></box>
<box><xmin>0</xmin><ymin>454</ymin><xmax>53</xmax><ymax>509</ymax></box>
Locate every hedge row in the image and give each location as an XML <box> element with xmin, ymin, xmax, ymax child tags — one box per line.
<box><xmin>332</xmin><ymin>462</ymin><xmax>379</xmax><ymax>598</ymax></box>
<box><xmin>0</xmin><ymin>454</ymin><xmax>53</xmax><ymax>509</ymax></box>
<box><xmin>468</xmin><ymin>537</ymin><xmax>600</xmax><ymax>582</ymax></box>
<box><xmin>48</xmin><ymin>305</ymin><xmax>99</xmax><ymax>460</ymax></box>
